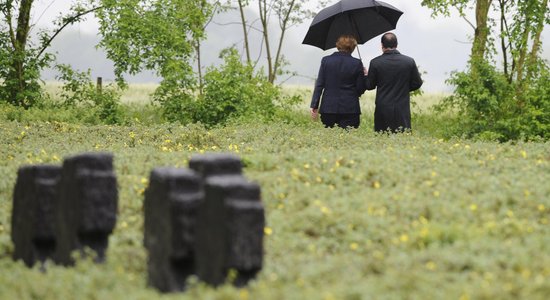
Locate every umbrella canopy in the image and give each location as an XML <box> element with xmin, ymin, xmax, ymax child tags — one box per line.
<box><xmin>303</xmin><ymin>0</ymin><xmax>403</xmax><ymax>50</ymax></box>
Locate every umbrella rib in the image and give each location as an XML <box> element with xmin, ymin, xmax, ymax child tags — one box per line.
<box><xmin>302</xmin><ymin>0</ymin><xmax>403</xmax><ymax>50</ymax></box>
<box><xmin>348</xmin><ymin>13</ymin><xmax>362</xmax><ymax>42</ymax></box>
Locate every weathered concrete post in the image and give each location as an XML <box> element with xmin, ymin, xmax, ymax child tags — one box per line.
<box><xmin>11</xmin><ymin>165</ymin><xmax>61</xmax><ymax>267</ymax></box>
<box><xmin>144</xmin><ymin>167</ymin><xmax>203</xmax><ymax>292</ymax></box>
<box><xmin>194</xmin><ymin>175</ymin><xmax>265</xmax><ymax>287</ymax></box>
<box><xmin>53</xmin><ymin>152</ymin><xmax>118</xmax><ymax>265</ymax></box>
<box><xmin>188</xmin><ymin>153</ymin><xmax>243</xmax><ymax>178</ymax></box>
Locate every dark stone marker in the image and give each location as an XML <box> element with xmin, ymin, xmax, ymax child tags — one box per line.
<box><xmin>11</xmin><ymin>165</ymin><xmax>61</xmax><ymax>267</ymax></box>
<box><xmin>189</xmin><ymin>153</ymin><xmax>242</xmax><ymax>178</ymax></box>
<box><xmin>144</xmin><ymin>167</ymin><xmax>203</xmax><ymax>292</ymax></box>
<box><xmin>54</xmin><ymin>152</ymin><xmax>118</xmax><ymax>265</ymax></box>
<box><xmin>195</xmin><ymin>175</ymin><xmax>265</xmax><ymax>287</ymax></box>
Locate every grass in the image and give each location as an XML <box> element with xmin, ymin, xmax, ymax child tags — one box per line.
<box><xmin>42</xmin><ymin>81</ymin><xmax>447</xmax><ymax>111</ymax></box>
<box><xmin>0</xmin><ymin>104</ymin><xmax>549</xmax><ymax>299</ymax></box>
<box><xmin>42</xmin><ymin>81</ymin><xmax>158</xmax><ymax>105</ymax></box>
<box><xmin>280</xmin><ymin>84</ymin><xmax>447</xmax><ymax>113</ymax></box>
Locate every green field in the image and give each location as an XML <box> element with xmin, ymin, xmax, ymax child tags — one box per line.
<box><xmin>0</xmin><ymin>90</ymin><xmax>549</xmax><ymax>299</ymax></box>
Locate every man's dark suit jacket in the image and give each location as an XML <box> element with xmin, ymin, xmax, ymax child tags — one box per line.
<box><xmin>310</xmin><ymin>52</ymin><xmax>366</xmax><ymax>114</ymax></box>
<box><xmin>365</xmin><ymin>49</ymin><xmax>423</xmax><ymax>132</ymax></box>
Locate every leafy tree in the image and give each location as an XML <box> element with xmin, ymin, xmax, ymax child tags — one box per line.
<box><xmin>1</xmin><ymin>0</ymin><xmax>213</xmax><ymax>110</ymax></box>
<box><xmin>498</xmin><ymin>0</ymin><xmax>549</xmax><ymax>88</ymax></box>
<box><xmin>421</xmin><ymin>0</ymin><xmax>492</xmax><ymax>67</ymax></box>
<box><xmin>0</xmin><ymin>0</ymin><xmax>98</xmax><ymax>107</ymax></box>
<box><xmin>195</xmin><ymin>1</ymin><xmax>224</xmax><ymax>95</ymax></box>
<box><xmin>424</xmin><ymin>0</ymin><xmax>550</xmax><ymax>140</ymax></box>
<box><xmin>225</xmin><ymin>0</ymin><xmax>328</xmax><ymax>83</ymax></box>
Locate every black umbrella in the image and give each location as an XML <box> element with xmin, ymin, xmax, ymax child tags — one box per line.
<box><xmin>303</xmin><ymin>0</ymin><xmax>403</xmax><ymax>55</ymax></box>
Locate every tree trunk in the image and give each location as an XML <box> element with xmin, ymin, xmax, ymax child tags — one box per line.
<box><xmin>525</xmin><ymin>0</ymin><xmax>548</xmax><ymax>80</ymax></box>
<box><xmin>470</xmin><ymin>0</ymin><xmax>492</xmax><ymax>70</ymax></box>
<box><xmin>9</xmin><ymin>0</ymin><xmax>33</xmax><ymax>107</ymax></box>
<box><xmin>273</xmin><ymin>0</ymin><xmax>295</xmax><ymax>84</ymax></box>
<box><xmin>514</xmin><ymin>19</ymin><xmax>531</xmax><ymax>84</ymax></box>
<box><xmin>237</xmin><ymin>0</ymin><xmax>251</xmax><ymax>64</ymax></box>
<box><xmin>259</xmin><ymin>0</ymin><xmax>274</xmax><ymax>83</ymax></box>
<box><xmin>498</xmin><ymin>0</ymin><xmax>510</xmax><ymax>80</ymax></box>
<box><xmin>196</xmin><ymin>40</ymin><xmax>203</xmax><ymax>96</ymax></box>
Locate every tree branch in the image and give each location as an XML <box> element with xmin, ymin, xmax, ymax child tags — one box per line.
<box><xmin>203</xmin><ymin>2</ymin><xmax>221</xmax><ymax>30</ymax></box>
<box><xmin>3</xmin><ymin>1</ymin><xmax>17</xmax><ymax>48</ymax></box>
<box><xmin>462</xmin><ymin>15</ymin><xmax>476</xmax><ymax>31</ymax></box>
<box><xmin>211</xmin><ymin>20</ymin><xmax>263</xmax><ymax>33</ymax></box>
<box><xmin>35</xmin><ymin>6</ymin><xmax>103</xmax><ymax>59</ymax></box>
<box><xmin>273</xmin><ymin>0</ymin><xmax>295</xmax><ymax>77</ymax></box>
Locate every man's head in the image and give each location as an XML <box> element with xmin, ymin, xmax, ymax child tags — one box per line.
<box><xmin>381</xmin><ymin>32</ymin><xmax>398</xmax><ymax>50</ymax></box>
<box><xmin>336</xmin><ymin>35</ymin><xmax>358</xmax><ymax>54</ymax></box>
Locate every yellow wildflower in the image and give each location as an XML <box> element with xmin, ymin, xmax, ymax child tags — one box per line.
<box><xmin>425</xmin><ymin>261</ymin><xmax>437</xmax><ymax>270</ymax></box>
<box><xmin>320</xmin><ymin>206</ymin><xmax>331</xmax><ymax>215</ymax></box>
<box><xmin>520</xmin><ymin>150</ymin><xmax>527</xmax><ymax>158</ymax></box>
<box><xmin>239</xmin><ymin>289</ymin><xmax>249</xmax><ymax>300</ymax></box>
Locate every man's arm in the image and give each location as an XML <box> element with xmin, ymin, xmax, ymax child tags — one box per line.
<box><xmin>410</xmin><ymin>59</ymin><xmax>423</xmax><ymax>91</ymax></box>
<box><xmin>364</xmin><ymin>61</ymin><xmax>377</xmax><ymax>91</ymax></box>
<box><xmin>355</xmin><ymin>62</ymin><xmax>367</xmax><ymax>95</ymax></box>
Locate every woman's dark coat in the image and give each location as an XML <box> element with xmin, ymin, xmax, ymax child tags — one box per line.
<box><xmin>310</xmin><ymin>52</ymin><xmax>366</xmax><ymax>114</ymax></box>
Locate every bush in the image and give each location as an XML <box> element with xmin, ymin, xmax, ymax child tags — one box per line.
<box><xmin>436</xmin><ymin>61</ymin><xmax>549</xmax><ymax>141</ymax></box>
<box><xmin>0</xmin><ymin>33</ymin><xmax>53</xmax><ymax>108</ymax></box>
<box><xmin>151</xmin><ymin>61</ymin><xmax>198</xmax><ymax>124</ymax></box>
<box><xmin>55</xmin><ymin>64</ymin><xmax>124</xmax><ymax>125</ymax></box>
<box><xmin>191</xmin><ymin>48</ymin><xmax>281</xmax><ymax>127</ymax></box>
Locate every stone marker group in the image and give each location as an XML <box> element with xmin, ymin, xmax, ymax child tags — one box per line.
<box><xmin>11</xmin><ymin>152</ymin><xmax>265</xmax><ymax>292</ymax></box>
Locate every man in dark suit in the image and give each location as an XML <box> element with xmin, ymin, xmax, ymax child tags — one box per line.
<box><xmin>310</xmin><ymin>35</ymin><xmax>367</xmax><ymax>129</ymax></box>
<box><xmin>365</xmin><ymin>32</ymin><xmax>423</xmax><ymax>133</ymax></box>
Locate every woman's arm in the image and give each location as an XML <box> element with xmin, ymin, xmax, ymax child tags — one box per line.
<box><xmin>310</xmin><ymin>58</ymin><xmax>326</xmax><ymax>109</ymax></box>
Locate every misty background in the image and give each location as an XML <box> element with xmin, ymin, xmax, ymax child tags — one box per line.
<box><xmin>34</xmin><ymin>0</ymin><xmax>549</xmax><ymax>93</ymax></box>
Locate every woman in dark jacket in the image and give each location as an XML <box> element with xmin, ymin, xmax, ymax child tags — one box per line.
<box><xmin>310</xmin><ymin>35</ymin><xmax>367</xmax><ymax>129</ymax></box>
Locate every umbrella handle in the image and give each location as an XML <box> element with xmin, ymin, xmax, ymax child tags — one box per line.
<box><xmin>348</xmin><ymin>13</ymin><xmax>362</xmax><ymax>61</ymax></box>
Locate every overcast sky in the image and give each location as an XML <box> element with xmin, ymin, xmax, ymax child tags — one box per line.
<box><xmin>32</xmin><ymin>0</ymin><xmax>549</xmax><ymax>92</ymax></box>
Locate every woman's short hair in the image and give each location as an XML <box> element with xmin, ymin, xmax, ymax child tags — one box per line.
<box><xmin>336</xmin><ymin>35</ymin><xmax>357</xmax><ymax>53</ymax></box>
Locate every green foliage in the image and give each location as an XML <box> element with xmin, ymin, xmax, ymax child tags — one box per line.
<box><xmin>97</xmin><ymin>0</ymin><xmax>210</xmax><ymax>81</ymax></box>
<box><xmin>436</xmin><ymin>61</ymin><xmax>549</xmax><ymax>141</ymax></box>
<box><xmin>420</xmin><ymin>0</ymin><xmax>470</xmax><ymax>17</ymax></box>
<box><xmin>0</xmin><ymin>40</ymin><xmax>53</xmax><ymax>108</ymax></box>
<box><xmin>96</xmin><ymin>0</ymin><xmax>217</xmax><ymax>125</ymax></box>
<box><xmin>151</xmin><ymin>70</ymin><xmax>197</xmax><ymax>124</ymax></box>
<box><xmin>191</xmin><ymin>48</ymin><xmax>280</xmax><ymax>126</ymax></box>
<box><xmin>0</xmin><ymin>119</ymin><xmax>549</xmax><ymax>299</ymax></box>
<box><xmin>0</xmin><ymin>100</ymin><xmax>162</xmax><ymax>126</ymax></box>
<box><xmin>1</xmin><ymin>0</ymin><xmax>212</xmax><ymax>111</ymax></box>
<box><xmin>55</xmin><ymin>64</ymin><xmax>124</xmax><ymax>125</ymax></box>
<box><xmin>156</xmin><ymin>48</ymin><xmax>301</xmax><ymax>127</ymax></box>
<box><xmin>97</xmin><ymin>0</ymin><xmax>210</xmax><ymax>106</ymax></box>
<box><xmin>422</xmin><ymin>1</ymin><xmax>549</xmax><ymax>141</ymax></box>
<box><xmin>0</xmin><ymin>0</ymin><xmax>98</xmax><ymax>108</ymax></box>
